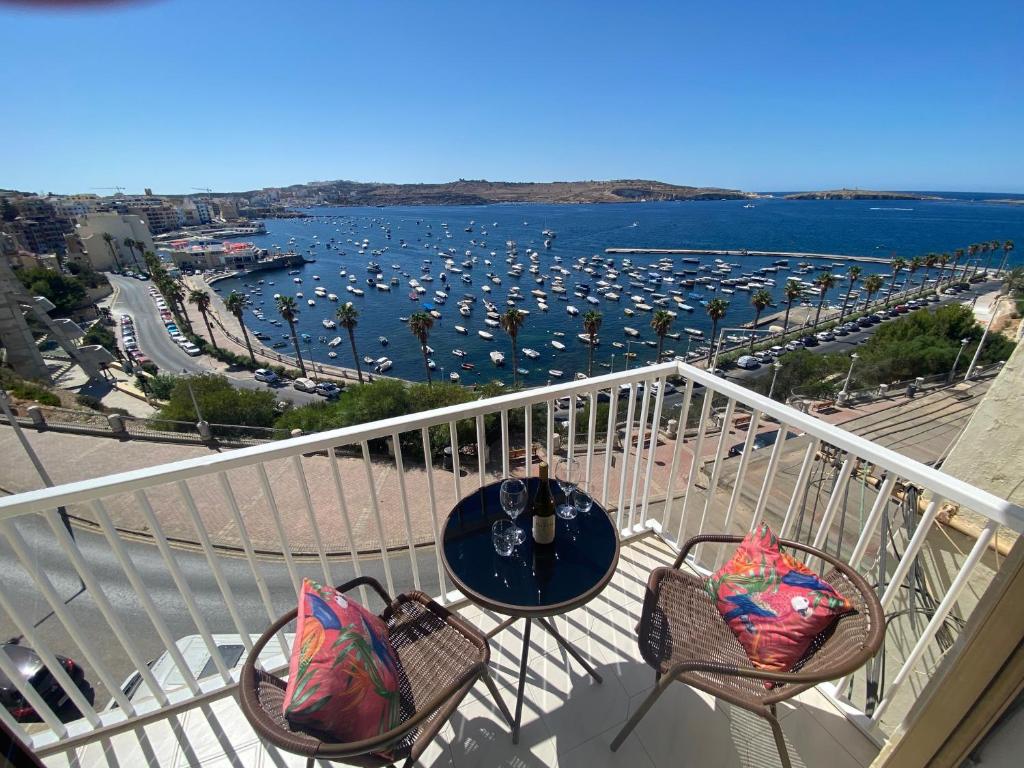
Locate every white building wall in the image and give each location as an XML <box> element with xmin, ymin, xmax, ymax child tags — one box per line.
<box><xmin>75</xmin><ymin>213</ymin><xmax>155</xmax><ymax>271</ymax></box>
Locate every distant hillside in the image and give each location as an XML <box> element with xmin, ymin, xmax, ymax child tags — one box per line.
<box><xmin>243</xmin><ymin>179</ymin><xmax>754</xmax><ymax>206</ymax></box>
<box><xmin>784</xmin><ymin>188</ymin><xmax>942</xmax><ymax>201</ymax></box>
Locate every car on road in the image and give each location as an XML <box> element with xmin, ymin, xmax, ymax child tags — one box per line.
<box><xmin>816</xmin><ymin>331</ymin><xmax>835</xmax><ymax>342</ymax></box>
<box><xmin>833</xmin><ymin>325</ymin><xmax>849</xmax><ymax>336</ymax></box>
<box><xmin>254</xmin><ymin>368</ymin><xmax>280</xmax><ymax>385</ymax></box>
<box><xmin>736</xmin><ymin>355</ymin><xmax>760</xmax><ymax>370</ymax></box>
<box><xmin>800</xmin><ymin>335</ymin><xmax>819</xmax><ymax>347</ymax></box>
<box><xmin>180</xmin><ymin>342</ymin><xmax>201</xmax><ymax>356</ymax></box>
<box><xmin>754</xmin><ymin>351</ymin><xmax>774</xmax><ymax>364</ymax></box>
<box><xmin>315</xmin><ymin>382</ymin><xmax>342</xmax><ymax>399</ymax></box>
<box><xmin>293</xmin><ymin>377</ymin><xmax>318</xmax><ymax>393</ymax></box>
<box><xmin>895</xmin><ymin>304</ymin><xmax>909</xmax><ymax>314</ymax></box>
<box><xmin>0</xmin><ymin>642</ymin><xmax>93</xmax><ymax>723</ymax></box>
<box><xmin>927</xmin><ymin>293</ymin><xmax>941</xmax><ymax>303</ymax></box>
<box><xmin>727</xmin><ymin>428</ymin><xmax>800</xmax><ymax>458</ymax></box>
<box><xmin>785</xmin><ymin>340</ymin><xmax>803</xmax><ymax>352</ymax></box>
<box><xmin>770</xmin><ymin>345</ymin><xmax>786</xmax><ymax>356</ymax></box>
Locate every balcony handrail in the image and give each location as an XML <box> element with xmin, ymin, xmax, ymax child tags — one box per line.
<box><xmin>0</xmin><ymin>362</ymin><xmax>680</xmax><ymax>519</ymax></box>
<box><xmin>0</xmin><ymin>360</ymin><xmax>1019</xmax><ymax>533</ymax></box>
<box><xmin>673</xmin><ymin>362</ymin><xmax>1024</xmax><ymax>532</ymax></box>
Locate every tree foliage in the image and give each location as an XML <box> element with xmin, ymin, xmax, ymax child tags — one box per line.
<box><xmin>156</xmin><ymin>374</ymin><xmax>277</xmax><ymax>430</ymax></box>
<box><xmin>16</xmin><ymin>267</ymin><xmax>87</xmax><ymax>313</ymax></box>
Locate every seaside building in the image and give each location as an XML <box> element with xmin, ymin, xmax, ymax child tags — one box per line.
<box><xmin>46</xmin><ymin>193</ymin><xmax>101</xmax><ymax>218</ymax></box>
<box><xmin>0</xmin><ymin>193</ymin><xmax>74</xmax><ymax>255</ymax></box>
<box><xmin>75</xmin><ymin>212</ymin><xmax>155</xmax><ymax>271</ymax></box>
<box><xmin>178</xmin><ymin>197</ymin><xmax>213</xmax><ymax>226</ymax></box>
<box><xmin>162</xmin><ymin>238</ymin><xmax>261</xmax><ymax>271</ymax></box>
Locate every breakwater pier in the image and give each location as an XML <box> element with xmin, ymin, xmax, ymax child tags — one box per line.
<box><xmin>605</xmin><ymin>247</ymin><xmax>892</xmax><ymax>265</ymax></box>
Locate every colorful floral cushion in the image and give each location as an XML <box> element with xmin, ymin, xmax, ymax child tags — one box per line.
<box><xmin>706</xmin><ymin>524</ymin><xmax>853</xmax><ymax>674</ymax></box>
<box><xmin>283</xmin><ymin>579</ymin><xmax>402</xmax><ymax>742</ymax></box>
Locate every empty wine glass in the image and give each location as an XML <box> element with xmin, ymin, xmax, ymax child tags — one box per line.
<box><xmin>500</xmin><ymin>477</ymin><xmax>527</xmax><ymax>544</ymax></box>
<box><xmin>571</xmin><ymin>481</ymin><xmax>593</xmax><ymax>517</ymax></box>
<box><xmin>492</xmin><ymin>520</ymin><xmax>517</xmax><ymax>557</ymax></box>
<box><xmin>555</xmin><ymin>457</ymin><xmax>580</xmax><ymax>519</ymax></box>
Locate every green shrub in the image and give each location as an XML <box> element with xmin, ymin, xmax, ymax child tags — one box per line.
<box><xmin>82</xmin><ymin>322</ymin><xmax>117</xmax><ymax>354</ymax></box>
<box><xmin>138</xmin><ymin>373</ymin><xmax>177</xmax><ymax>400</ymax></box>
<box><xmin>0</xmin><ymin>368</ymin><xmax>60</xmax><ymax>406</ymax></box>
<box><xmin>157</xmin><ymin>374</ymin><xmax>277</xmax><ymax>433</ymax></box>
<box><xmin>15</xmin><ymin>267</ymin><xmax>87</xmax><ymax>314</ymax></box>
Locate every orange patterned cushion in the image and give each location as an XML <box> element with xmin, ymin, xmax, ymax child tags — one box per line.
<box><xmin>706</xmin><ymin>524</ymin><xmax>853</xmax><ymax>673</ymax></box>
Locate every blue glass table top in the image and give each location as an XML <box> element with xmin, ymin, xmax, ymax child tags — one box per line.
<box><xmin>441</xmin><ymin>477</ymin><xmax>620</xmax><ymax>617</ymax></box>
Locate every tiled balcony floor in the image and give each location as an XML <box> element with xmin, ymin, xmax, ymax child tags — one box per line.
<box><xmin>43</xmin><ymin>536</ymin><xmax>880</xmax><ymax>768</ymax></box>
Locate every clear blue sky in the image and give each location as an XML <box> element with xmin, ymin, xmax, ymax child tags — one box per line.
<box><xmin>2</xmin><ymin>0</ymin><xmax>1021</xmax><ymax>194</ymax></box>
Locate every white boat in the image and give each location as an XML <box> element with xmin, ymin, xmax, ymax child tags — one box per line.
<box><xmin>449</xmin><ymin>371</ymin><xmax>460</xmax><ymax>383</ymax></box>
<box><xmin>484</xmin><ymin>318</ymin><xmax>499</xmax><ymax>327</ymax></box>
<box><xmin>322</xmin><ymin>319</ymin><xmax>336</xmax><ymax>329</ymax></box>
<box><xmin>375</xmin><ymin>359</ymin><xmax>392</xmax><ymax>373</ymax></box>
<box><xmin>548</xmin><ymin>369</ymin><xmax>563</xmax><ymax>378</ymax></box>
<box><xmin>566</xmin><ymin>306</ymin><xmax>580</xmax><ymax>316</ymax></box>
<box><xmin>429</xmin><ymin>310</ymin><xmax>442</xmax><ymax>319</ymax></box>
<box><xmin>624</xmin><ymin>327</ymin><xmax>640</xmax><ymax>337</ymax></box>
<box><xmin>454</xmin><ymin>325</ymin><xmax>468</xmax><ymax>334</ymax></box>
<box><xmin>490</xmin><ymin>350</ymin><xmax>505</xmax><ymax>366</ymax></box>
<box><xmin>522</xmin><ymin>348</ymin><xmax>540</xmax><ymax>359</ymax></box>
<box><xmin>328</xmin><ymin>352</ymin><xmax>337</xmax><ymax>359</ymax></box>
<box><xmin>604</xmin><ymin>292</ymin><xmax>620</xmax><ymax>301</ymax></box>
<box><xmin>635</xmin><ymin>303</ymin><xmax>653</xmax><ymax>311</ymax></box>
<box><xmin>459</xmin><ymin>306</ymin><xmax>471</xmax><ymax>316</ymax></box>
<box><xmin>684</xmin><ymin>327</ymin><xmax>704</xmax><ymax>337</ymax></box>
<box><xmin>307</xmin><ymin>299</ymin><xmax>316</xmax><ymax>306</ymax></box>
<box><xmin>578</xmin><ymin>333</ymin><xmax>599</xmax><ymax>345</ymax></box>
<box><xmin>452</xmin><ymin>349</ymin><xmax>467</xmax><ymax>357</ymax></box>
<box><xmin>328</xmin><ymin>337</ymin><xmax>342</xmax><ymax>347</ymax></box>
<box><xmin>678</xmin><ymin>303</ymin><xmax>694</xmax><ymax>312</ymax></box>
<box><xmin>327</xmin><ymin>293</ymin><xmax>339</xmax><ymax>301</ymax></box>
<box><xmin>351</xmin><ymin>288</ymin><xmax>364</xmax><ymax>296</ymax></box>
<box><xmin>478</xmin><ymin>330</ymin><xmax>494</xmax><ymax>340</ymax></box>
<box><xmin>551</xmin><ymin>340</ymin><xmax>566</xmax><ymax>350</ymax></box>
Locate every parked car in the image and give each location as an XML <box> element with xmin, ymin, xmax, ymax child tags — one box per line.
<box><xmin>785</xmin><ymin>340</ymin><xmax>803</xmax><ymax>352</ymax></box>
<box><xmin>816</xmin><ymin>331</ymin><xmax>835</xmax><ymax>342</ymax></box>
<box><xmin>180</xmin><ymin>343</ymin><xmax>201</xmax><ymax>356</ymax></box>
<box><xmin>800</xmin><ymin>335</ymin><xmax>819</xmax><ymax>347</ymax></box>
<box><xmin>754</xmin><ymin>350</ymin><xmax>774</xmax><ymax>364</ymax></box>
<box><xmin>254</xmin><ymin>368</ymin><xmax>280</xmax><ymax>385</ymax></box>
<box><xmin>770</xmin><ymin>345</ymin><xmax>786</xmax><ymax>356</ymax></box>
<box><xmin>727</xmin><ymin>428</ymin><xmax>800</xmax><ymax>458</ymax></box>
<box><xmin>315</xmin><ymin>382</ymin><xmax>342</xmax><ymax>399</ymax></box>
<box><xmin>293</xmin><ymin>377</ymin><xmax>318</xmax><ymax>393</ymax></box>
<box><xmin>0</xmin><ymin>643</ymin><xmax>92</xmax><ymax>723</ymax></box>
<box><xmin>106</xmin><ymin>634</ymin><xmax>291</xmax><ymax>711</ymax></box>
<box><xmin>833</xmin><ymin>326</ymin><xmax>849</xmax><ymax>336</ymax></box>
<box><xmin>735</xmin><ymin>355</ymin><xmax>760</xmax><ymax>370</ymax></box>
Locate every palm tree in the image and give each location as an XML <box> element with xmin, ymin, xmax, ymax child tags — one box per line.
<box><xmin>937</xmin><ymin>253</ymin><xmax>950</xmax><ymax>287</ymax></box>
<box><xmin>922</xmin><ymin>253</ymin><xmax>938</xmax><ymax>295</ymax></box>
<box><xmin>952</xmin><ymin>248</ymin><xmax>965</xmax><ymax>283</ymax></box>
<box><xmin>170</xmin><ymin>282</ymin><xmax>192</xmax><ymax>332</ymax></box>
<box><xmin>336</xmin><ymin>302</ymin><xmax>363</xmax><ymax>383</ymax></box>
<box><xmin>225</xmin><ymin>291</ymin><xmax>255</xmax><ymax>365</ymax></box>
<box><xmin>782</xmin><ymin>279</ymin><xmax>802</xmax><ymax>332</ymax></box>
<box><xmin>889</xmin><ymin>258</ymin><xmax>907</xmax><ymax>303</ymax></box>
<box><xmin>582</xmin><ymin>310</ymin><xmax>602</xmax><ymax>377</ymax></box>
<box><xmin>999</xmin><ymin>240</ymin><xmax>1015</xmax><ymax>274</ymax></box>
<box><xmin>862</xmin><ymin>274</ymin><xmax>884</xmax><ymax>311</ymax></box>
<box><xmin>907</xmin><ymin>256</ymin><xmax>922</xmax><ymax>297</ymax></box>
<box><xmin>984</xmin><ymin>240</ymin><xmax>999</xmax><ymax>274</ymax></box>
<box><xmin>500</xmin><ymin>307</ymin><xmax>526</xmax><ymax>386</ymax></box>
<box><xmin>1004</xmin><ymin>267</ymin><xmax>1024</xmax><ymax>296</ymax></box>
<box><xmin>749</xmin><ymin>290</ymin><xmax>772</xmax><ymax>351</ymax></box>
<box><xmin>143</xmin><ymin>250</ymin><xmax>160</xmax><ymax>276</ymax></box>
<box><xmin>650</xmin><ymin>309</ymin><xmax>674</xmax><ymax>362</ymax></box>
<box><xmin>408</xmin><ymin>312</ymin><xmax>434</xmax><ymax>383</ymax></box>
<box><xmin>102</xmin><ymin>232</ymin><xmax>122</xmax><ymax>271</ymax></box>
<box><xmin>275</xmin><ymin>295</ymin><xmax>306</xmax><ymax>376</ymax></box>
<box><xmin>812</xmin><ymin>271</ymin><xmax>836</xmax><ymax>326</ymax></box>
<box><xmin>705</xmin><ymin>298</ymin><xmax>729</xmax><ymax>358</ymax></box>
<box><xmin>839</xmin><ymin>266</ymin><xmax>861</xmax><ymax>319</ymax></box>
<box><xmin>188</xmin><ymin>289</ymin><xmax>218</xmax><ymax>349</ymax></box>
<box><xmin>122</xmin><ymin>237</ymin><xmax>142</xmax><ymax>272</ymax></box>
<box><xmin>967</xmin><ymin>243</ymin><xmax>980</xmax><ymax>281</ymax></box>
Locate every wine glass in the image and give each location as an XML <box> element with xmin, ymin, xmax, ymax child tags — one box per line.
<box><xmin>555</xmin><ymin>457</ymin><xmax>580</xmax><ymax>519</ymax></box>
<box><xmin>499</xmin><ymin>478</ymin><xmax>528</xmax><ymax>544</ymax></box>
<box><xmin>571</xmin><ymin>480</ymin><xmax>593</xmax><ymax>517</ymax></box>
<box><xmin>492</xmin><ymin>520</ymin><xmax>517</xmax><ymax>557</ymax></box>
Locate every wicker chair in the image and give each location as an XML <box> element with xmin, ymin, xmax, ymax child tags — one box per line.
<box><xmin>239</xmin><ymin>577</ymin><xmax>512</xmax><ymax>767</ymax></box>
<box><xmin>610</xmin><ymin>534</ymin><xmax>885</xmax><ymax>768</ymax></box>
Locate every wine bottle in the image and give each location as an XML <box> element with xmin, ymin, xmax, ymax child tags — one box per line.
<box><xmin>532</xmin><ymin>461</ymin><xmax>556</xmax><ymax>545</ymax></box>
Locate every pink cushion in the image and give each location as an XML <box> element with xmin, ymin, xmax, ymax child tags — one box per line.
<box><xmin>283</xmin><ymin>579</ymin><xmax>402</xmax><ymax>741</ymax></box>
<box><xmin>707</xmin><ymin>524</ymin><xmax>853</xmax><ymax>674</ymax></box>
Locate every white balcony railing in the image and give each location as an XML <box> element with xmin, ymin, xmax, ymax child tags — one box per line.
<box><xmin>0</xmin><ymin>361</ymin><xmax>1021</xmax><ymax>759</ymax></box>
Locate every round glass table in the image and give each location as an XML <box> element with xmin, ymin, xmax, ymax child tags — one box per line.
<box><xmin>441</xmin><ymin>477</ymin><xmax>620</xmax><ymax>742</ymax></box>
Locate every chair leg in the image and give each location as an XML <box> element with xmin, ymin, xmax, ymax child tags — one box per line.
<box><xmin>766</xmin><ymin>704</ymin><xmax>792</xmax><ymax>768</ymax></box>
<box><xmin>481</xmin><ymin>669</ymin><xmax>514</xmax><ymax>728</ymax></box>
<box><xmin>609</xmin><ymin>679</ymin><xmax>669</xmax><ymax>752</ymax></box>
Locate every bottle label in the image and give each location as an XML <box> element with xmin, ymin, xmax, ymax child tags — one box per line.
<box><xmin>533</xmin><ymin>514</ymin><xmax>555</xmax><ymax>545</ymax></box>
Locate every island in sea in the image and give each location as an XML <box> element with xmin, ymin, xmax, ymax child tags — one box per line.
<box><xmin>783</xmin><ymin>188</ymin><xmax>943</xmax><ymax>201</ymax></box>
<box><xmin>233</xmin><ymin>179</ymin><xmax>756</xmax><ymax>206</ymax></box>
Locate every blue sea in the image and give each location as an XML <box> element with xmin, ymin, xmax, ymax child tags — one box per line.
<box><xmin>211</xmin><ymin>198</ymin><xmax>1024</xmax><ymax>385</ymax></box>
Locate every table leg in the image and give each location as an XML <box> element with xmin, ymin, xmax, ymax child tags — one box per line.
<box><xmin>512</xmin><ymin>618</ymin><xmax>531</xmax><ymax>745</ymax></box>
<box><xmin>536</xmin><ymin>616</ymin><xmax>603</xmax><ymax>684</ymax></box>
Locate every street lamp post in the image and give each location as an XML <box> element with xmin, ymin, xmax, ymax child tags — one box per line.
<box><xmin>949</xmin><ymin>338</ymin><xmax>969</xmax><ymax>383</ymax></box>
<box><xmin>305</xmin><ymin>340</ymin><xmax>319</xmax><ymax>383</ymax></box>
<box><xmin>965</xmin><ymin>295</ymin><xmax>1010</xmax><ymax>380</ymax></box>
<box><xmin>624</xmin><ymin>341</ymin><xmax>632</xmax><ymax>371</ymax></box>
<box><xmin>767</xmin><ymin>360</ymin><xmax>783</xmax><ymax>400</ymax></box>
<box><xmin>838</xmin><ymin>353</ymin><xmax>859</xmax><ymax>402</ymax></box>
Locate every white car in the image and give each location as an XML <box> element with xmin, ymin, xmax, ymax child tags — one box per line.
<box><xmin>736</xmin><ymin>355</ymin><xmax>760</xmax><ymax>370</ymax></box>
<box><xmin>180</xmin><ymin>343</ymin><xmax>201</xmax><ymax>356</ymax></box>
<box><xmin>254</xmin><ymin>368</ymin><xmax>280</xmax><ymax>385</ymax></box>
<box><xmin>293</xmin><ymin>377</ymin><xmax>318</xmax><ymax>393</ymax></box>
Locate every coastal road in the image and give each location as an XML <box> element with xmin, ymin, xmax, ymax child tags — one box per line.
<box><xmin>0</xmin><ymin>512</ymin><xmax>437</xmax><ymax>709</ymax></box>
<box><xmin>109</xmin><ymin>275</ymin><xmax>321</xmax><ymax>406</ymax></box>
